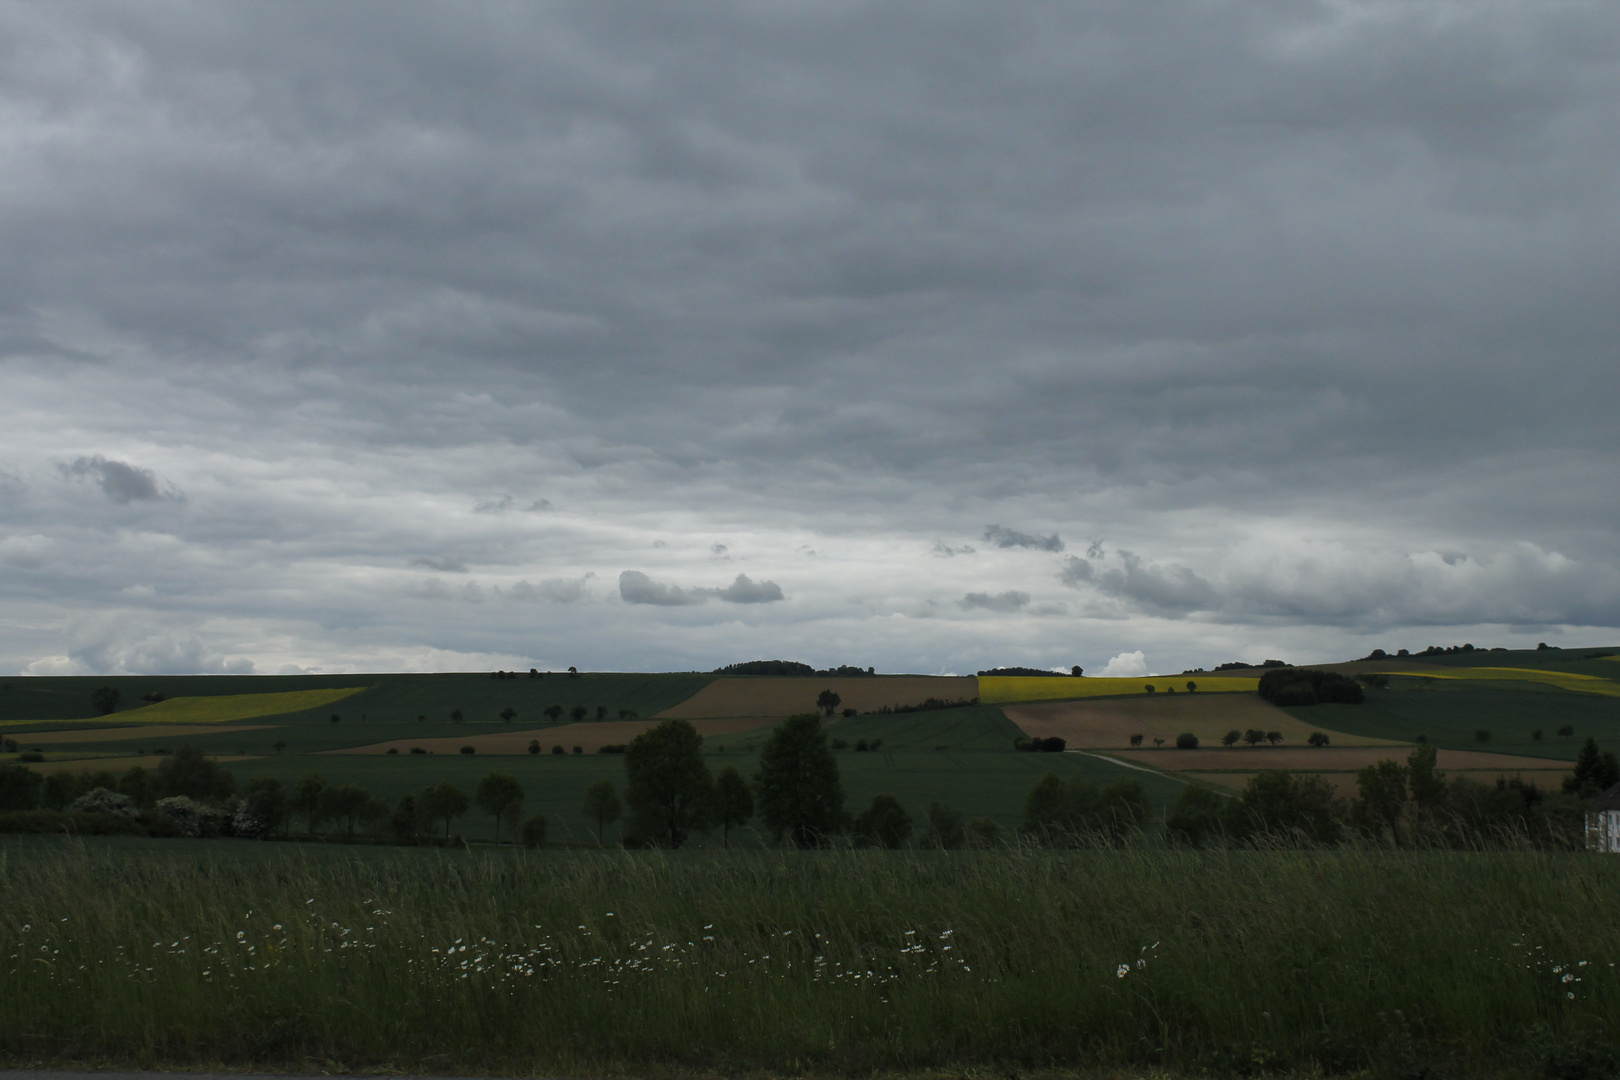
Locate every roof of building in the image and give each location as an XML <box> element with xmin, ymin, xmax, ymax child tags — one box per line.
<box><xmin>1596</xmin><ymin>781</ymin><xmax>1620</xmax><ymax>812</ymax></box>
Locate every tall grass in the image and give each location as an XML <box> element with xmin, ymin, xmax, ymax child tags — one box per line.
<box><xmin>3</xmin><ymin>839</ymin><xmax>1619</xmax><ymax>1075</ymax></box>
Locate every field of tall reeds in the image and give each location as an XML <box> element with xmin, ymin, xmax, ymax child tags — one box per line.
<box><xmin>3</xmin><ymin>838</ymin><xmax>1619</xmax><ymax>1078</ymax></box>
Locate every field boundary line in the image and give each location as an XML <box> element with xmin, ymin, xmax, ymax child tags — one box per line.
<box><xmin>1072</xmin><ymin>750</ymin><xmax>1191</xmax><ymax>783</ymax></box>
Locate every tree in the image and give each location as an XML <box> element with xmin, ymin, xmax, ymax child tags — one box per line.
<box><xmin>544</xmin><ymin>705</ymin><xmax>564</xmax><ymax>722</ymax></box>
<box><xmin>1407</xmin><ymin>743</ymin><xmax>1447</xmax><ymax>812</ymax></box>
<box><xmin>581</xmin><ymin>778</ymin><xmax>623</xmax><ymax>844</ymax></box>
<box><xmin>1221</xmin><ymin>730</ymin><xmax>1241</xmax><ymax>747</ymax></box>
<box><xmin>816</xmin><ymin>689</ymin><xmax>842</xmax><ymax>717</ymax></box>
<box><xmin>154</xmin><ymin>745</ymin><xmax>237</xmax><ymax>802</ymax></box>
<box><xmin>1558</xmin><ymin>724</ymin><xmax>1575</xmax><ymax>739</ymax></box>
<box><xmin>391</xmin><ymin>794</ymin><xmax>424</xmax><ymax>842</ymax></box>
<box><xmin>242</xmin><ymin>777</ymin><xmax>289</xmax><ymax>838</ymax></box>
<box><xmin>922</xmin><ymin>801</ymin><xmax>966</xmax><ymax>849</ymax></box>
<box><xmin>1022</xmin><ymin>772</ymin><xmax>1147</xmax><ymax>844</ymax></box>
<box><xmin>500</xmin><ymin>707</ymin><xmax>517</xmax><ymax>723</ymax></box>
<box><xmin>521</xmin><ymin>814</ymin><xmax>548</xmax><ymax>848</ymax></box>
<box><xmin>570</xmin><ymin>705</ymin><xmax>588</xmax><ymax>722</ymax></box>
<box><xmin>451</xmin><ymin>709</ymin><xmax>464</xmax><ymax>723</ymax></box>
<box><xmin>272</xmin><ymin>739</ymin><xmax>286</xmax><ymax>755</ymax></box>
<box><xmin>421</xmin><ymin>780</ymin><xmax>470</xmax><ymax>839</ymax></box>
<box><xmin>293</xmin><ymin>773</ymin><xmax>328</xmax><ymax>833</ymax></box>
<box><xmin>1307</xmin><ymin>731</ymin><xmax>1331</xmax><ymax>747</ymax></box>
<box><xmin>1352</xmin><ymin>759</ymin><xmax>1409</xmax><ymax>844</ymax></box>
<box><xmin>1071</xmin><ymin>666</ymin><xmax>1083</xmax><ymax>677</ymax></box>
<box><xmin>1164</xmin><ymin>784</ymin><xmax>1224</xmax><ymax>846</ymax></box>
<box><xmin>91</xmin><ymin>686</ymin><xmax>120</xmax><ymax>715</ymax></box>
<box><xmin>853</xmin><ymin>794</ymin><xmax>912</xmax><ymax>848</ymax></box>
<box><xmin>1474</xmin><ymin>729</ymin><xmax>1491</xmax><ymax>744</ymax></box>
<box><xmin>475</xmin><ymin>772</ymin><xmax>525</xmax><ymax>843</ymax></box>
<box><xmin>528</xmin><ymin>739</ymin><xmax>541</xmax><ymax>755</ymax></box>
<box><xmin>320</xmin><ymin>783</ymin><xmax>373</xmax><ymax>841</ymax></box>
<box><xmin>755</xmin><ymin>713</ymin><xmax>846</xmax><ymax>848</ymax></box>
<box><xmin>623</xmin><ymin>719</ymin><xmax>714</xmax><ymax>848</ymax></box>
<box><xmin>0</xmin><ymin>763</ymin><xmax>42</xmax><ymax>812</ymax></box>
<box><xmin>1564</xmin><ymin>736</ymin><xmax>1620</xmax><ymax>798</ymax></box>
<box><xmin>1186</xmin><ymin>681</ymin><xmax>1197</xmax><ymax>692</ymax></box>
<box><xmin>1176</xmin><ymin>733</ymin><xmax>1199</xmax><ymax>749</ymax></box>
<box><xmin>713</xmin><ymin>766</ymin><xmax>753</xmax><ymax>848</ymax></box>
<box><xmin>596</xmin><ymin>705</ymin><xmax>609</xmax><ymax>721</ymax></box>
<box><xmin>1220</xmin><ymin>770</ymin><xmax>1345</xmax><ymax>845</ymax></box>
<box><xmin>1265</xmin><ymin>731</ymin><xmax>1282</xmax><ymax>746</ymax></box>
<box><xmin>1129</xmin><ymin>733</ymin><xmax>1144</xmax><ymax>748</ymax></box>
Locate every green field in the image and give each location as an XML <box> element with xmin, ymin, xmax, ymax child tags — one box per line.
<box><xmin>3</xmin><ymin>838</ymin><xmax>1618</xmax><ymax>1076</ymax></box>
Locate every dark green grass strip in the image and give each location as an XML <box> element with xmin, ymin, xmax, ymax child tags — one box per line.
<box><xmin>3</xmin><ymin>840</ymin><xmax>1618</xmax><ymax>1075</ymax></box>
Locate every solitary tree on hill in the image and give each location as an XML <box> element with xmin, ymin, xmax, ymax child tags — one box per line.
<box><xmin>91</xmin><ymin>686</ymin><xmax>120</xmax><ymax>715</ymax></box>
<box><xmin>816</xmin><ymin>690</ymin><xmax>842</xmax><ymax>717</ymax></box>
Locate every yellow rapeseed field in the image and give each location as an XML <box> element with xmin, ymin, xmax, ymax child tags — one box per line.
<box><xmin>978</xmin><ymin>674</ymin><xmax>1259</xmax><ymax>704</ymax></box>
<box><xmin>1377</xmin><ymin>666</ymin><xmax>1620</xmax><ymax>697</ymax></box>
<box><xmin>115</xmin><ymin>686</ymin><xmax>369</xmax><ymax>723</ymax></box>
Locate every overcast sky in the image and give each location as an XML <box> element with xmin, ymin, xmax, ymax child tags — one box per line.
<box><xmin>3</xmin><ymin>1</ymin><xmax>1618</xmax><ymax>678</ymax></box>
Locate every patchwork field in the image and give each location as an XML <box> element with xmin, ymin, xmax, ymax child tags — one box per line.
<box><xmin>979</xmin><ymin>674</ymin><xmax>1259</xmax><ymax>704</ymax></box>
<box><xmin>1111</xmin><ymin>745</ymin><xmax>1569</xmax><ymax>774</ymax></box>
<box><xmin>332</xmin><ymin>716</ymin><xmax>778</xmax><ymax>756</ymax></box>
<box><xmin>656</xmin><ymin>676</ymin><xmax>977</xmax><ymax>719</ymax></box>
<box><xmin>3</xmin><ymin>723</ymin><xmax>274</xmax><ymax>744</ymax></box>
<box><xmin>1003</xmin><ymin>693</ymin><xmax>1400</xmax><ymax>749</ymax></box>
<box><xmin>1375</xmin><ymin>665</ymin><xmax>1620</xmax><ymax>697</ymax></box>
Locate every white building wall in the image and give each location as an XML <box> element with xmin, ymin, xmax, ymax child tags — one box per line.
<box><xmin>1588</xmin><ymin>810</ymin><xmax>1620</xmax><ymax>853</ymax></box>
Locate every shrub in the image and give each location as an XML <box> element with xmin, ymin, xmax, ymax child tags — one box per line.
<box><xmin>1022</xmin><ymin>773</ymin><xmax>1148</xmax><ymax>844</ymax></box>
<box><xmin>410</xmin><ymin>747</ymin><xmax>427</xmax><ymax>755</ymax></box>
<box><xmin>154</xmin><ymin>796</ymin><xmax>227</xmax><ymax>838</ymax></box>
<box><xmin>572</xmin><ymin>746</ymin><xmax>583</xmax><ymax>755</ymax></box>
<box><xmin>520</xmin><ymin>814</ymin><xmax>548</xmax><ymax>848</ymax></box>
<box><xmin>460</xmin><ymin>746</ymin><xmax>476</xmax><ymax>755</ymax></box>
<box><xmin>1308</xmin><ymin>732</ymin><xmax>1331</xmax><ymax>747</ymax></box>
<box><xmin>1176</xmin><ymin>733</ymin><xmax>1199</xmax><ymax>749</ymax></box>
<box><xmin>1165</xmin><ymin>785</ymin><xmax>1224</xmax><ymax>846</ymax></box>
<box><xmin>386</xmin><ymin>747</ymin><xmax>399</xmax><ymax>755</ymax></box>
<box><xmin>966</xmin><ymin>817</ymin><xmax>1004</xmax><ymax>848</ymax></box>
<box><xmin>831</xmin><ymin>738</ymin><xmax>849</xmax><ymax>750</ymax></box>
<box><xmin>551</xmin><ymin>745</ymin><xmax>564</xmax><ymax>755</ymax></box>
<box><xmin>528</xmin><ymin>740</ymin><xmax>540</xmax><ymax>754</ymax></box>
<box><xmin>853</xmin><ymin>794</ymin><xmax>912</xmax><ymax>849</ymax></box>
<box><xmin>19</xmin><ymin>750</ymin><xmax>44</xmax><ymax>763</ymax></box>
<box><xmin>68</xmin><ymin>787</ymin><xmax>138</xmax><ymax>819</ymax></box>
<box><xmin>1474</xmin><ymin>729</ymin><xmax>1491</xmax><ymax>744</ymax></box>
<box><xmin>1221</xmin><ymin>770</ymin><xmax>1345</xmax><ymax>845</ymax></box>
<box><xmin>1037</xmin><ymin>736</ymin><xmax>1066</xmax><ymax>753</ymax></box>
<box><xmin>922</xmin><ymin>802</ymin><xmax>966</xmax><ymax>850</ymax></box>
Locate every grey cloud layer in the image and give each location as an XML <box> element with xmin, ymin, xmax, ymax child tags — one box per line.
<box><xmin>1</xmin><ymin>3</ymin><xmax>1617</xmax><ymax>675</ymax></box>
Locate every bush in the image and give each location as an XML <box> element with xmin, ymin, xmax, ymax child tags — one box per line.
<box><xmin>0</xmin><ymin>763</ymin><xmax>43</xmax><ymax>811</ymax></box>
<box><xmin>1165</xmin><ymin>785</ymin><xmax>1224</xmax><ymax>846</ymax></box>
<box><xmin>921</xmin><ymin>802</ymin><xmax>966</xmax><ymax>849</ymax></box>
<box><xmin>1308</xmin><ymin>732</ymin><xmax>1331</xmax><ymax>747</ymax></box>
<box><xmin>1022</xmin><ymin>773</ymin><xmax>1148</xmax><ymax>844</ymax></box>
<box><xmin>153</xmin><ymin>796</ymin><xmax>228</xmax><ymax>838</ymax></box>
<box><xmin>551</xmin><ymin>745</ymin><xmax>564</xmax><ymax>754</ymax></box>
<box><xmin>68</xmin><ymin>787</ymin><xmax>138</xmax><ymax>819</ymax></box>
<box><xmin>521</xmin><ymin>814</ymin><xmax>548</xmax><ymax>848</ymax></box>
<box><xmin>460</xmin><ymin>746</ymin><xmax>476</xmax><ymax>755</ymax></box>
<box><xmin>853</xmin><ymin>795</ymin><xmax>912</xmax><ymax>849</ymax></box>
<box><xmin>1176</xmin><ymin>733</ymin><xmax>1199</xmax><ymax>749</ymax></box>
<box><xmin>0</xmin><ymin>810</ymin><xmax>147</xmax><ymax>836</ymax></box>
<box><xmin>1220</xmin><ymin>771</ymin><xmax>1344</xmax><ymax>845</ymax></box>
<box><xmin>529</xmin><ymin>740</ymin><xmax>541</xmax><ymax>754</ymax></box>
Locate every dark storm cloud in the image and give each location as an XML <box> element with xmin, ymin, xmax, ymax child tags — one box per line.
<box><xmin>62</xmin><ymin>456</ymin><xmax>163</xmax><ymax>504</ymax></box>
<box><xmin>619</xmin><ymin>570</ymin><xmax>784</xmax><ymax>606</ymax></box>
<box><xmin>960</xmin><ymin>591</ymin><xmax>1032</xmax><ymax>613</ymax></box>
<box><xmin>983</xmin><ymin>525</ymin><xmax>1064</xmax><ymax>553</ymax></box>
<box><xmin>1</xmin><ymin>3</ymin><xmax>1618</xmax><ymax>674</ymax></box>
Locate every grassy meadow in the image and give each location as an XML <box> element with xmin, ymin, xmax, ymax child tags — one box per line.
<box><xmin>4</xmin><ymin>837</ymin><xmax>1619</xmax><ymax>1077</ymax></box>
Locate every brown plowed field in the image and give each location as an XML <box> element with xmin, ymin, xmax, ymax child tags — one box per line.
<box><xmin>1186</xmin><ymin>768</ymin><xmax>1574</xmax><ymax>796</ymax></box>
<box><xmin>8</xmin><ymin>724</ymin><xmax>274</xmax><ymax>744</ymax></box>
<box><xmin>1109</xmin><ymin>746</ymin><xmax>1570</xmax><ymax>773</ymax></box>
<box><xmin>656</xmin><ymin>676</ymin><xmax>978</xmax><ymax>719</ymax></box>
<box><xmin>331</xmin><ymin>716</ymin><xmax>777</xmax><ymax>755</ymax></box>
<box><xmin>1004</xmin><ymin>694</ymin><xmax>1401</xmax><ymax>749</ymax></box>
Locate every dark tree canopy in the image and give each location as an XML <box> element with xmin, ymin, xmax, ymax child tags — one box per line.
<box><xmin>755</xmin><ymin>713</ymin><xmax>846</xmax><ymax>848</ymax></box>
<box><xmin>853</xmin><ymin>794</ymin><xmax>912</xmax><ymax>849</ymax></box>
<box><xmin>91</xmin><ymin>685</ymin><xmax>121</xmax><ymax>715</ymax></box>
<box><xmin>623</xmin><ymin>718</ymin><xmax>714</xmax><ymax>848</ymax></box>
<box><xmin>475</xmin><ymin>772</ymin><xmax>524</xmax><ymax>842</ymax></box>
<box><xmin>153</xmin><ymin>745</ymin><xmax>236</xmax><ymax>802</ymax></box>
<box><xmin>1258</xmin><ymin>668</ymin><xmax>1364</xmax><ymax>706</ymax></box>
<box><xmin>713</xmin><ymin>766</ymin><xmax>753</xmax><ymax>848</ymax></box>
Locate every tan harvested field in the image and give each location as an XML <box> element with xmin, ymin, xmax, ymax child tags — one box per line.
<box><xmin>1109</xmin><ymin>746</ymin><xmax>1570</xmax><ymax>774</ymax></box>
<box><xmin>1004</xmin><ymin>694</ymin><xmax>1402</xmax><ymax>749</ymax></box>
<box><xmin>332</xmin><ymin>716</ymin><xmax>778</xmax><ymax>755</ymax></box>
<box><xmin>656</xmin><ymin>676</ymin><xmax>978</xmax><ymax>719</ymax></box>
<box><xmin>22</xmin><ymin>754</ymin><xmax>258</xmax><ymax>773</ymax></box>
<box><xmin>6</xmin><ymin>724</ymin><xmax>274</xmax><ymax>744</ymax></box>
<box><xmin>1186</xmin><ymin>768</ymin><xmax>1576</xmax><ymax>796</ymax></box>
